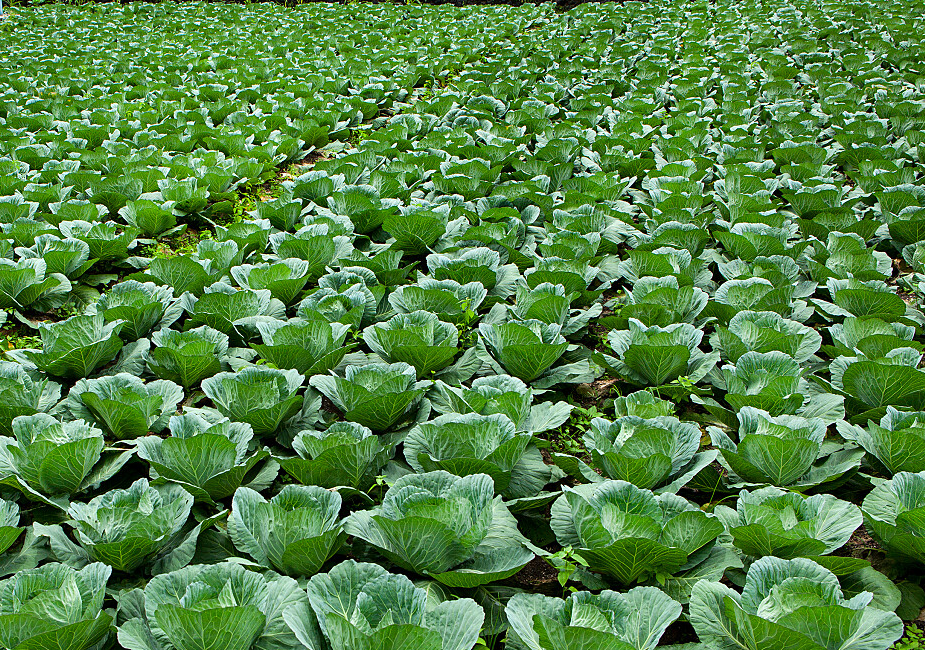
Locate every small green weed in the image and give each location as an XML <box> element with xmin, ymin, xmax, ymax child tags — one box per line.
<box><xmin>545</xmin><ymin>404</ymin><xmax>604</xmax><ymax>456</ymax></box>
<box><xmin>542</xmin><ymin>545</ymin><xmax>589</xmax><ymax>594</ymax></box>
<box><xmin>893</xmin><ymin>625</ymin><xmax>925</xmax><ymax>649</ymax></box>
<box><xmin>0</xmin><ymin>331</ymin><xmax>41</xmax><ymax>352</ymax></box>
<box><xmin>139</xmin><ymin>229</ymin><xmax>207</xmax><ymax>260</ymax></box>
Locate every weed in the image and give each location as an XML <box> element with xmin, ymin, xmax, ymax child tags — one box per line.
<box><xmin>893</xmin><ymin>625</ymin><xmax>925</xmax><ymax>649</ymax></box>
<box><xmin>544</xmin><ymin>404</ymin><xmax>603</xmax><ymax>456</ymax></box>
<box><xmin>139</xmin><ymin>229</ymin><xmax>207</xmax><ymax>260</ymax></box>
<box><xmin>542</xmin><ymin>545</ymin><xmax>589</xmax><ymax>594</ymax></box>
<box><xmin>0</xmin><ymin>330</ymin><xmax>41</xmax><ymax>352</ymax></box>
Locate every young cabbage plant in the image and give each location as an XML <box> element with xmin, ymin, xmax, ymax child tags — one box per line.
<box><xmin>283</xmin><ymin>559</ymin><xmax>485</xmax><ymax>650</ymax></box>
<box><xmin>714</xmin><ymin>486</ymin><xmax>862</xmax><ymax>562</ymax></box>
<box><xmin>309</xmin><ymin>362</ymin><xmax>430</xmax><ymax>431</ymax></box>
<box><xmin>827</xmin><ymin>317</ymin><xmax>919</xmax><ymax>359</ymax></box>
<box><xmin>862</xmin><ymin>471</ymin><xmax>925</xmax><ymax>567</ymax></box>
<box><xmin>231</xmin><ymin>259</ymin><xmax>313</xmax><ymax>305</ymax></box>
<box><xmin>20</xmin><ymin>314</ymin><xmax>124</xmax><ymax>381</ymax></box>
<box><xmin>553</xmin><ymin>414</ymin><xmax>718</xmax><ymax>494</ymax></box>
<box><xmin>201</xmin><ymin>367</ymin><xmax>305</xmax><ymax>437</ymax></box>
<box><xmin>829</xmin><ymin>350</ymin><xmax>925</xmax><ymax>421</ymax></box>
<box><xmin>818</xmin><ymin>278</ymin><xmax>911</xmax><ymax>323</ymax></box>
<box><xmin>147</xmin><ymin>326</ymin><xmax>229</xmax><ymax>389</ymax></box>
<box><xmin>344</xmin><ymin>471</ymin><xmax>534</xmax><ymax>587</ymax></box>
<box><xmin>404</xmin><ymin>413</ymin><xmax>557</xmax><ymax>499</ymax></box>
<box><xmin>364</xmin><ymin>310</ymin><xmax>460</xmax><ymax>378</ymax></box>
<box><xmin>618</xmin><ymin>247</ymin><xmax>710</xmax><ymax>290</ymax></box>
<box><xmin>34</xmin><ymin>479</ymin><xmax>221</xmax><ymax>574</ymax></box>
<box><xmin>709</xmin><ymin>407</ymin><xmax>863</xmax><ymax>491</ymax></box>
<box><xmin>505</xmin><ymin>587</ymin><xmax>682</xmax><ymax>650</ymax></box>
<box><xmin>505</xmin><ymin>282</ymin><xmax>604</xmax><ymax>337</ymax></box>
<box><xmin>228</xmin><ymin>485</ymin><xmax>345</xmax><ymax>577</ymax></box>
<box><xmin>119</xmin><ymin>198</ymin><xmax>180</xmax><ymax>238</ymax></box>
<box><xmin>0</xmin><ymin>414</ymin><xmax>132</xmax><ymax>509</ymax></box>
<box><xmin>59</xmin><ymin>373</ymin><xmax>183</xmax><ymax>439</ymax></box>
<box><xmin>277</xmin><ymin>422</ymin><xmax>392</xmax><ymax>492</ymax></box>
<box><xmin>524</xmin><ymin>257</ymin><xmax>601</xmax><ymax>303</ymax></box>
<box><xmin>425</xmin><ymin>247</ymin><xmax>520</xmax><ymax>297</ymax></box>
<box><xmin>0</xmin><ymin>563</ymin><xmax>113</xmax><ymax>650</ymax></box>
<box><xmin>611</xmin><ymin>390</ymin><xmax>675</xmax><ymax>418</ymax></box>
<box><xmin>0</xmin><ymin>360</ymin><xmax>61</xmax><ymax>436</ymax></box>
<box><xmin>16</xmin><ymin>234</ymin><xmax>95</xmax><ymax>280</ymax></box>
<box><xmin>615</xmin><ymin>275</ymin><xmax>709</xmax><ymax>328</ymax></box>
<box><xmin>269</xmin><ymin>225</ymin><xmax>347</xmax><ymax>281</ymax></box>
<box><xmin>603</xmin><ymin>318</ymin><xmax>719</xmax><ymax>387</ymax></box>
<box><xmin>0</xmin><ymin>257</ymin><xmax>71</xmax><ymax>311</ymax></box>
<box><xmin>251</xmin><ymin>319</ymin><xmax>352</xmax><ymax>375</ymax></box>
<box><xmin>59</xmin><ymin>220</ymin><xmax>137</xmax><ymax>263</ymax></box>
<box><xmin>508</xmin><ymin>282</ymin><xmax>572</xmax><ymax>328</ymax></box>
<box><xmin>117</xmin><ymin>561</ymin><xmax>308</xmax><ymax>650</ymax></box>
<box><xmin>388</xmin><ymin>278</ymin><xmax>487</xmax><ymax>325</ymax></box>
<box><xmin>715</xmin><ymin>350</ymin><xmax>845</xmax><ymax>423</ymax></box>
<box><xmin>135</xmin><ymin>412</ymin><xmax>271</xmax><ymax>504</ymax></box>
<box><xmin>710</xmin><ymin>310</ymin><xmax>822</xmax><ymax>363</ymax></box>
<box><xmin>339</xmin><ymin>248</ymin><xmax>413</xmax><ymax>286</ymax></box>
<box><xmin>478</xmin><ymin>320</ymin><xmax>568</xmax><ymax>383</ymax></box>
<box><xmin>297</xmin><ymin>284</ymin><xmax>375</xmax><ymax>330</ymax></box>
<box><xmin>179</xmin><ymin>283</ymin><xmax>286</xmax><ymax>345</ymax></box>
<box><xmin>708</xmin><ymin>277</ymin><xmax>808</xmax><ymax>324</ymax></box>
<box><xmin>382</xmin><ymin>207</ymin><xmax>449</xmax><ymax>255</ymax></box>
<box><xmin>88</xmin><ymin>280</ymin><xmax>181</xmax><ymax>341</ymax></box>
<box><xmin>317</xmin><ymin>269</ymin><xmax>381</xmax><ymax>315</ymax></box>
<box><xmin>550</xmin><ymin>481</ymin><xmax>723</xmax><ymax>585</ymax></box>
<box><xmin>837</xmin><ymin>407</ymin><xmax>925</xmax><ymax>475</ymax></box>
<box><xmin>428</xmin><ymin>374</ymin><xmax>573</xmax><ymax>434</ymax></box>
<box><xmin>689</xmin><ymin>557</ymin><xmax>903</xmax><ymax>650</ymax></box>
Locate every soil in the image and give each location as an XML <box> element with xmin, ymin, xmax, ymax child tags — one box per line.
<box><xmin>659</xmin><ymin>620</ymin><xmax>700</xmax><ymax>646</ymax></box>
<box><xmin>507</xmin><ymin>554</ymin><xmax>561</xmax><ymax>597</ymax></box>
<box><xmin>320</xmin><ymin>395</ymin><xmax>342</xmax><ymax>416</ymax></box>
<box><xmin>574</xmin><ymin>377</ymin><xmax>620</xmax><ymax>406</ymax></box>
<box><xmin>834</xmin><ymin>524</ymin><xmax>884</xmax><ymax>561</ymax></box>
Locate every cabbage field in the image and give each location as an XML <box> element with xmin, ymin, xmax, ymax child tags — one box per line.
<box><xmin>0</xmin><ymin>0</ymin><xmax>924</xmax><ymax>647</ymax></box>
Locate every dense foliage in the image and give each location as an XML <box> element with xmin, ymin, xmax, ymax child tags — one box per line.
<box><xmin>0</xmin><ymin>0</ymin><xmax>923</xmax><ymax>647</ymax></box>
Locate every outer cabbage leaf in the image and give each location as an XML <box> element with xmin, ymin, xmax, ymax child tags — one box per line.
<box><xmin>229</xmin><ymin>485</ymin><xmax>345</xmax><ymax>577</ymax></box>
<box><xmin>136</xmin><ymin>412</ymin><xmax>270</xmax><ymax>504</ymax></box>
<box><xmin>505</xmin><ymin>587</ymin><xmax>682</xmax><ymax>650</ymax></box>
<box><xmin>0</xmin><ymin>563</ymin><xmax>112</xmax><ymax>650</ymax></box>
<box><xmin>283</xmin><ymin>559</ymin><xmax>484</xmax><ymax>650</ymax></box>
<box><xmin>277</xmin><ymin>422</ymin><xmax>391</xmax><ymax>492</ymax></box>
<box><xmin>689</xmin><ymin>557</ymin><xmax>902</xmax><ymax>650</ymax></box>
<box><xmin>202</xmin><ymin>367</ymin><xmax>305</xmax><ymax>437</ymax></box>
<box><xmin>550</xmin><ymin>481</ymin><xmax>723</xmax><ymax>585</ymax></box>
<box><xmin>344</xmin><ymin>471</ymin><xmax>533</xmax><ymax>587</ymax></box>
<box><xmin>309</xmin><ymin>363</ymin><xmax>429</xmax><ymax>431</ymax></box>
<box><xmin>117</xmin><ymin>561</ymin><xmax>308</xmax><ymax>650</ymax></box>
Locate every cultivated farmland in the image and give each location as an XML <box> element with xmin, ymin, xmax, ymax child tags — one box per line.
<box><xmin>0</xmin><ymin>0</ymin><xmax>923</xmax><ymax>648</ymax></box>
